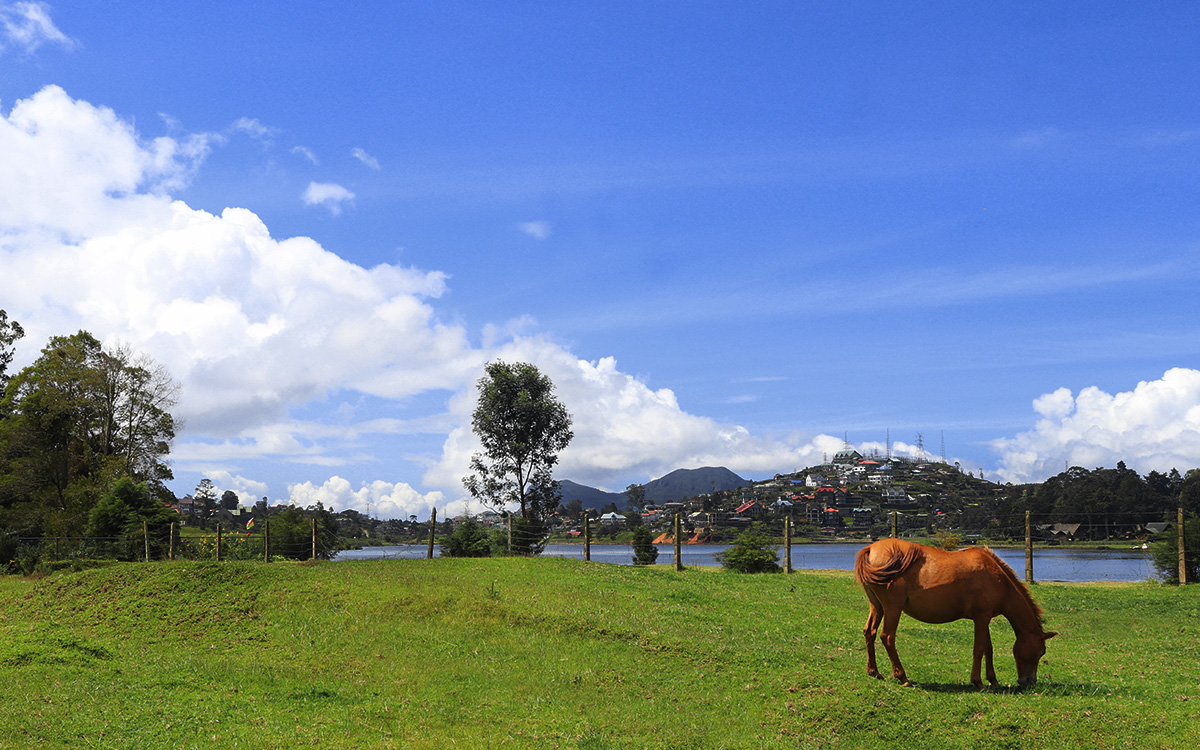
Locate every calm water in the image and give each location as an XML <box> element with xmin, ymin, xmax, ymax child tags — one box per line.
<box><xmin>335</xmin><ymin>542</ymin><xmax>1160</xmax><ymax>582</ymax></box>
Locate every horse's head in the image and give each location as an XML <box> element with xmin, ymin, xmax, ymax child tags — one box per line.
<box><xmin>1013</xmin><ymin>631</ymin><xmax>1057</xmax><ymax>687</ymax></box>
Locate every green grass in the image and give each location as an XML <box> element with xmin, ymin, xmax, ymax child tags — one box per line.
<box><xmin>0</xmin><ymin>559</ymin><xmax>1198</xmax><ymax>749</ymax></box>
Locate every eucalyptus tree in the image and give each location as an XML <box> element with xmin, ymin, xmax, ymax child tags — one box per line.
<box><xmin>462</xmin><ymin>361</ymin><xmax>573</xmax><ymax>524</ymax></box>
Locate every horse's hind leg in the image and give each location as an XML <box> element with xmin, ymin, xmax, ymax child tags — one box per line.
<box><xmin>879</xmin><ymin>609</ymin><xmax>909</xmax><ymax>686</ymax></box>
<box><xmin>863</xmin><ymin>592</ymin><xmax>884</xmax><ymax>679</ymax></box>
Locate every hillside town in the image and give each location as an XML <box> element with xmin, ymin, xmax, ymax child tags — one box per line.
<box><xmin>574</xmin><ymin>449</ymin><xmax>1009</xmax><ymax>543</ymax></box>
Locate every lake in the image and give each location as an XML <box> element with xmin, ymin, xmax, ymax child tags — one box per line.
<box><xmin>335</xmin><ymin>542</ymin><xmax>1162</xmax><ymax>582</ymax></box>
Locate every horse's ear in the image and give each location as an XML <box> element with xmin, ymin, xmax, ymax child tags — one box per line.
<box><xmin>1043</xmin><ymin>631</ymin><xmax>1058</xmax><ymax>641</ymax></box>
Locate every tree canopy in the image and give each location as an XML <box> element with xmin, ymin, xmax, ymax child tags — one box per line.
<box><xmin>0</xmin><ymin>331</ymin><xmax>179</xmax><ymax>535</ymax></box>
<box><xmin>463</xmin><ymin>361</ymin><xmax>573</xmax><ymax>522</ymax></box>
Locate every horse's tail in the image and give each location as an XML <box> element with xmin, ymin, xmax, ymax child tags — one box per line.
<box><xmin>854</xmin><ymin>540</ymin><xmax>921</xmax><ymax>587</ymax></box>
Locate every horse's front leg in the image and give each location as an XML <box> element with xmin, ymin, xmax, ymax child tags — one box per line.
<box><xmin>863</xmin><ymin>599</ymin><xmax>883</xmax><ymax>679</ymax></box>
<box><xmin>971</xmin><ymin>618</ymin><xmax>997</xmax><ymax>689</ymax></box>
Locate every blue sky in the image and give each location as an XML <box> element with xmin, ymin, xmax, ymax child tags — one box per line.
<box><xmin>3</xmin><ymin>2</ymin><xmax>1200</xmax><ymax>517</ymax></box>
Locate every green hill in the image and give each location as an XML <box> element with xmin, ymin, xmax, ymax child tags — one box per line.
<box><xmin>1</xmin><ymin>559</ymin><xmax>1195</xmax><ymax>748</ymax></box>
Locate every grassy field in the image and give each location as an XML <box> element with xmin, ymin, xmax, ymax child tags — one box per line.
<box><xmin>0</xmin><ymin>558</ymin><xmax>1197</xmax><ymax>749</ymax></box>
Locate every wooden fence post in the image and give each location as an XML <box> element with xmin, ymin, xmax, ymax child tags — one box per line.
<box><xmin>507</xmin><ymin>513</ymin><xmax>513</xmax><ymax>554</ymax></box>
<box><xmin>311</xmin><ymin>518</ymin><xmax>317</xmax><ymax>561</ymax></box>
<box><xmin>1025</xmin><ymin>510</ymin><xmax>1033</xmax><ymax>585</ymax></box>
<box><xmin>144</xmin><ymin>520</ymin><xmax>150</xmax><ymax>563</ymax></box>
<box><xmin>583</xmin><ymin>514</ymin><xmax>591</xmax><ymax>562</ymax></box>
<box><xmin>783</xmin><ymin>516</ymin><xmax>792</xmax><ymax>574</ymax></box>
<box><xmin>216</xmin><ymin>525</ymin><xmax>222</xmax><ymax>562</ymax></box>
<box><xmin>169</xmin><ymin>522</ymin><xmax>176</xmax><ymax>561</ymax></box>
<box><xmin>673</xmin><ymin>513</ymin><xmax>683</xmax><ymax>572</ymax></box>
<box><xmin>427</xmin><ymin>507</ymin><xmax>436</xmax><ymax>559</ymax></box>
<box><xmin>1179</xmin><ymin>506</ymin><xmax>1187</xmax><ymax>585</ymax></box>
<box><xmin>891</xmin><ymin>511</ymin><xmax>897</xmax><ymax>538</ymax></box>
<box><xmin>264</xmin><ymin>520</ymin><xmax>270</xmax><ymax>563</ymax></box>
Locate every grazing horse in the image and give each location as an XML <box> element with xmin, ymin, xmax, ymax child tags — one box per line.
<box><xmin>854</xmin><ymin>539</ymin><xmax>1056</xmax><ymax>688</ymax></box>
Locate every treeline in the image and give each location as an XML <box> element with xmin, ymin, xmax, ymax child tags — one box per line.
<box><xmin>0</xmin><ymin>314</ymin><xmax>179</xmax><ymax>539</ymax></box>
<box><xmin>992</xmin><ymin>462</ymin><xmax>1200</xmax><ymax>539</ymax></box>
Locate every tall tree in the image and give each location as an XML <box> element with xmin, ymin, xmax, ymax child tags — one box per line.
<box><xmin>98</xmin><ymin>343</ymin><xmax>180</xmax><ymax>484</ymax></box>
<box><xmin>463</xmin><ymin>361</ymin><xmax>573</xmax><ymax>522</ymax></box>
<box><xmin>0</xmin><ymin>332</ymin><xmax>111</xmax><ymax>522</ymax></box>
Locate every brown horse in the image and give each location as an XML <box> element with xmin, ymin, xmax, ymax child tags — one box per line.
<box><xmin>855</xmin><ymin>539</ymin><xmax>1056</xmax><ymax>688</ymax></box>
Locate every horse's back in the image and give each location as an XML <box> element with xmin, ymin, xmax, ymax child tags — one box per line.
<box><xmin>898</xmin><ymin>545</ymin><xmax>1015</xmax><ymax>623</ymax></box>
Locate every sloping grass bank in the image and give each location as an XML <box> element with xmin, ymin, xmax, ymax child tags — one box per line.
<box><xmin>0</xmin><ymin>558</ymin><xmax>1197</xmax><ymax>749</ymax></box>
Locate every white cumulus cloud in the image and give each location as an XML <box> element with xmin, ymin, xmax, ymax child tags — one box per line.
<box><xmin>203</xmin><ymin>471</ymin><xmax>270</xmax><ymax>507</ymax></box>
<box><xmin>992</xmin><ymin>368</ymin><xmax>1200</xmax><ymax>483</ymax></box>
<box><xmin>0</xmin><ymin>84</ymin><xmax>894</xmax><ymax>515</ymax></box>
<box><xmin>426</xmin><ymin>346</ymin><xmax>841</xmax><ymax>494</ymax></box>
<box><xmin>288</xmin><ymin>477</ymin><xmax>446</xmax><ymax>520</ymax></box>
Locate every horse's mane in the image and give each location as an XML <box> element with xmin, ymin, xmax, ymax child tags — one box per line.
<box><xmin>981</xmin><ymin>547</ymin><xmax>1046</xmax><ymax>626</ymax></box>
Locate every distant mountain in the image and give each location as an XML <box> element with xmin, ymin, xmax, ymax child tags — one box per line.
<box><xmin>642</xmin><ymin>467</ymin><xmax>750</xmax><ymax>504</ymax></box>
<box><xmin>559</xmin><ymin>467</ymin><xmax>750</xmax><ymax>511</ymax></box>
<box><xmin>558</xmin><ymin>480</ymin><xmax>625</xmax><ymax>511</ymax></box>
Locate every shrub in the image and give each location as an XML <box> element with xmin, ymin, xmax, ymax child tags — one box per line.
<box><xmin>509</xmin><ymin>516</ymin><xmax>548</xmax><ymax>556</ymax></box>
<box><xmin>717</xmin><ymin>523</ymin><xmax>780</xmax><ymax>573</ymax></box>
<box><xmin>1150</xmin><ymin>514</ymin><xmax>1200</xmax><ymax>584</ymax></box>
<box><xmin>630</xmin><ymin>525</ymin><xmax>659</xmax><ymax>566</ymax></box>
<box><xmin>0</xmin><ymin>532</ymin><xmax>16</xmax><ymax>574</ymax></box>
<box><xmin>14</xmin><ymin>544</ymin><xmax>41</xmax><ymax>576</ymax></box>
<box><xmin>441</xmin><ymin>517</ymin><xmax>502</xmax><ymax>558</ymax></box>
<box><xmin>933</xmin><ymin>530</ymin><xmax>963</xmax><ymax>550</ymax></box>
<box><xmin>266</xmin><ymin>507</ymin><xmax>338</xmax><ymax>560</ymax></box>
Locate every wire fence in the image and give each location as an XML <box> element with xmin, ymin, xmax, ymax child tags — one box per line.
<box><xmin>3</xmin><ymin>519</ymin><xmax>338</xmax><ymax>574</ymax></box>
<box><xmin>4</xmin><ymin>507</ymin><xmax>1193</xmax><ymax>583</ymax></box>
